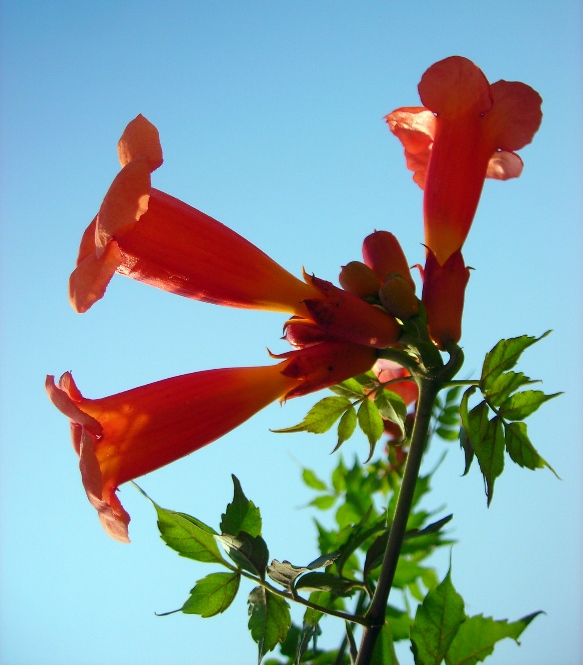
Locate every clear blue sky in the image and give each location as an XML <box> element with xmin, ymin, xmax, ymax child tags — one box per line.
<box><xmin>1</xmin><ymin>2</ymin><xmax>581</xmax><ymax>664</ymax></box>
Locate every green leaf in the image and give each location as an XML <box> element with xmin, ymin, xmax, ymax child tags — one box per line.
<box><xmin>217</xmin><ymin>532</ymin><xmax>269</xmax><ymax>577</ymax></box>
<box><xmin>329</xmin><ymin>378</ymin><xmax>365</xmax><ymax>398</ymax></box>
<box><xmin>499</xmin><ymin>390</ymin><xmax>560</xmax><ymax>421</ymax></box>
<box><xmin>445</xmin><ymin>612</ymin><xmax>542</xmax><ymax>665</ymax></box>
<box><xmin>505</xmin><ymin>421</ymin><xmax>558</xmax><ymax>476</ymax></box>
<box><xmin>220</xmin><ymin>475</ymin><xmax>262</xmax><ymax>538</ymax></box>
<box><xmin>309</xmin><ymin>495</ymin><xmax>337</xmax><ymax>510</ymax></box>
<box><xmin>371</xmin><ymin>623</ymin><xmax>400</xmax><ymax>665</ymax></box>
<box><xmin>248</xmin><ymin>586</ymin><xmax>291</xmax><ymax>664</ymax></box>
<box><xmin>181</xmin><ymin>572</ymin><xmax>240</xmax><ymax>617</ymax></box>
<box><xmin>302</xmin><ymin>468</ymin><xmax>328</xmax><ymax>491</ymax></box>
<box><xmin>273</xmin><ymin>396</ymin><xmax>351</xmax><ymax>434</ymax></box>
<box><xmin>334</xmin><ymin>406</ymin><xmax>357</xmax><ymax>451</ymax></box>
<box><xmin>458</xmin><ymin>427</ymin><xmax>474</xmax><ymax>476</ymax></box>
<box><xmin>484</xmin><ymin>371</ymin><xmax>533</xmax><ymax>407</ymax></box>
<box><xmin>155</xmin><ymin>506</ymin><xmax>226</xmax><ymax>565</ymax></box>
<box><xmin>411</xmin><ymin>568</ymin><xmax>465</xmax><ymax>665</ymax></box>
<box><xmin>375</xmin><ymin>389</ymin><xmax>407</xmax><ymax>433</ymax></box>
<box><xmin>436</xmin><ymin>427</ymin><xmax>460</xmax><ymax>441</ymax></box>
<box><xmin>266</xmin><ymin>560</ymin><xmax>309</xmax><ymax>591</ymax></box>
<box><xmin>357</xmin><ymin>400</ymin><xmax>384</xmax><ymax>461</ymax></box>
<box><xmin>306</xmin><ymin>550</ymin><xmax>341</xmax><ymax>570</ymax></box>
<box><xmin>471</xmin><ymin>412</ymin><xmax>505</xmax><ymax>506</ymax></box>
<box><xmin>481</xmin><ymin>332</ymin><xmax>550</xmax><ymax>392</ymax></box>
<box><xmin>295</xmin><ymin>571</ymin><xmax>356</xmax><ymax>595</ymax></box>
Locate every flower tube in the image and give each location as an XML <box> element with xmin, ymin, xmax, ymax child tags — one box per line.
<box><xmin>69</xmin><ymin>115</ymin><xmax>318</xmax><ymax>315</ymax></box>
<box><xmin>386</xmin><ymin>56</ymin><xmax>542</xmax><ymax>265</ymax></box>
<box><xmin>46</xmin><ymin>341</ymin><xmax>376</xmax><ymax>542</ymax></box>
<box><xmin>47</xmin><ymin>367</ymin><xmax>298</xmax><ymax>542</ymax></box>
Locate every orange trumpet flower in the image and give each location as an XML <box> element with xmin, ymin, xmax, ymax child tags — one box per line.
<box><xmin>69</xmin><ymin>115</ymin><xmax>318</xmax><ymax>316</ymax></box>
<box><xmin>386</xmin><ymin>56</ymin><xmax>542</xmax><ymax>266</ymax></box>
<box><xmin>47</xmin><ymin>343</ymin><xmax>375</xmax><ymax>542</ymax></box>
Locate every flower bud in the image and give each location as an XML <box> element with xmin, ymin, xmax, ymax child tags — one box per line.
<box><xmin>338</xmin><ymin>261</ymin><xmax>381</xmax><ymax>298</ymax></box>
<box><xmin>362</xmin><ymin>231</ymin><xmax>416</xmax><ymax>291</ymax></box>
<box><xmin>379</xmin><ymin>275</ymin><xmax>419</xmax><ymax>320</ymax></box>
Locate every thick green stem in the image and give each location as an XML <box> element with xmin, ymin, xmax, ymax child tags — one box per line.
<box><xmin>354</xmin><ymin>344</ymin><xmax>463</xmax><ymax>663</ymax></box>
<box><xmin>354</xmin><ymin>377</ymin><xmax>440</xmax><ymax>664</ymax></box>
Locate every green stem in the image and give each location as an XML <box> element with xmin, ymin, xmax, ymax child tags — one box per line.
<box><xmin>354</xmin><ymin>376</ymin><xmax>440</xmax><ymax>664</ymax></box>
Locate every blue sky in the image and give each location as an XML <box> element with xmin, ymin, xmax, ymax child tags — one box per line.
<box><xmin>1</xmin><ymin>2</ymin><xmax>581</xmax><ymax>664</ymax></box>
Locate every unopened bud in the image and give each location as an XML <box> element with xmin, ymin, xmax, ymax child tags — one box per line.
<box><xmin>339</xmin><ymin>261</ymin><xmax>380</xmax><ymax>298</ymax></box>
<box><xmin>362</xmin><ymin>231</ymin><xmax>416</xmax><ymax>291</ymax></box>
<box><xmin>379</xmin><ymin>275</ymin><xmax>419</xmax><ymax>320</ymax></box>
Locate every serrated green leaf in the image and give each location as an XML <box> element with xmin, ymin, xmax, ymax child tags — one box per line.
<box><xmin>499</xmin><ymin>390</ymin><xmax>560</xmax><ymax>421</ymax></box>
<box><xmin>302</xmin><ymin>468</ymin><xmax>327</xmax><ymax>491</ymax></box>
<box><xmin>334</xmin><ymin>406</ymin><xmax>357</xmax><ymax>451</ymax></box>
<box><xmin>445</xmin><ymin>611</ymin><xmax>542</xmax><ymax>665</ymax></box>
<box><xmin>357</xmin><ymin>400</ymin><xmax>384</xmax><ymax>461</ymax></box>
<box><xmin>481</xmin><ymin>332</ymin><xmax>550</xmax><ymax>392</ymax></box>
<box><xmin>182</xmin><ymin>572</ymin><xmax>240</xmax><ymax>617</ymax></box>
<box><xmin>471</xmin><ymin>413</ymin><xmax>505</xmax><ymax>506</ymax></box>
<box><xmin>411</xmin><ymin>568</ymin><xmax>465</xmax><ymax>665</ymax></box>
<box><xmin>371</xmin><ymin>623</ymin><xmax>400</xmax><ymax>665</ymax></box>
<box><xmin>155</xmin><ymin>506</ymin><xmax>226</xmax><ymax>564</ymax></box>
<box><xmin>248</xmin><ymin>586</ymin><xmax>291</xmax><ymax>664</ymax></box>
<box><xmin>220</xmin><ymin>475</ymin><xmax>262</xmax><ymax>538</ymax></box>
<box><xmin>273</xmin><ymin>396</ymin><xmax>351</xmax><ymax>434</ymax></box>
<box><xmin>505</xmin><ymin>421</ymin><xmax>558</xmax><ymax>477</ymax></box>
<box><xmin>375</xmin><ymin>389</ymin><xmax>407</xmax><ymax>433</ymax></box>
<box><xmin>329</xmin><ymin>378</ymin><xmax>365</xmax><ymax>398</ymax></box>
<box><xmin>484</xmin><ymin>371</ymin><xmax>533</xmax><ymax>407</ymax></box>
<box><xmin>217</xmin><ymin>532</ymin><xmax>269</xmax><ymax>577</ymax></box>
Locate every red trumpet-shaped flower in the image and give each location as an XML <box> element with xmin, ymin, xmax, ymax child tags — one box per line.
<box><xmin>69</xmin><ymin>115</ymin><xmax>318</xmax><ymax>316</ymax></box>
<box><xmin>386</xmin><ymin>56</ymin><xmax>542</xmax><ymax>266</ymax></box>
<box><xmin>46</xmin><ymin>341</ymin><xmax>376</xmax><ymax>542</ymax></box>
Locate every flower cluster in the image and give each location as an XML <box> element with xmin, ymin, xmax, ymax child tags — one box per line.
<box><xmin>47</xmin><ymin>56</ymin><xmax>541</xmax><ymax>542</ymax></box>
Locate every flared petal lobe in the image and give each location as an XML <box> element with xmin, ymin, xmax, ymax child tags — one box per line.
<box><xmin>421</xmin><ymin>250</ymin><xmax>470</xmax><ymax>350</ymax></box>
<box><xmin>386</xmin><ymin>56</ymin><xmax>542</xmax><ymax>265</ymax></box>
<box><xmin>46</xmin><ymin>367</ymin><xmax>298</xmax><ymax>541</ymax></box>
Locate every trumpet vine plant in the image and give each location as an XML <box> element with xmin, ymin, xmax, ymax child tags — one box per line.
<box><xmin>47</xmin><ymin>56</ymin><xmax>558</xmax><ymax>664</ymax></box>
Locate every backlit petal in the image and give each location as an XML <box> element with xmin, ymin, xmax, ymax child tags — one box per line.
<box><xmin>117</xmin><ymin>114</ymin><xmax>163</xmax><ymax>171</ymax></box>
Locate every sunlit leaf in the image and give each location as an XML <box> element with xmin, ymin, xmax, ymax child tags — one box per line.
<box><xmin>248</xmin><ymin>586</ymin><xmax>291</xmax><ymax>664</ymax></box>
<box><xmin>357</xmin><ymin>400</ymin><xmax>384</xmax><ymax>461</ymax></box>
<box><xmin>155</xmin><ymin>505</ymin><xmax>226</xmax><ymax>565</ymax></box>
<box><xmin>505</xmin><ymin>421</ymin><xmax>558</xmax><ymax>477</ymax></box>
<box><xmin>220</xmin><ymin>474</ymin><xmax>262</xmax><ymax>538</ymax></box>
<box><xmin>375</xmin><ymin>389</ymin><xmax>407</xmax><ymax>433</ymax></box>
<box><xmin>411</xmin><ymin>568</ymin><xmax>465</xmax><ymax>665</ymax></box>
<box><xmin>499</xmin><ymin>390</ymin><xmax>561</xmax><ymax>421</ymax></box>
<box><xmin>302</xmin><ymin>468</ymin><xmax>327</xmax><ymax>491</ymax></box>
<box><xmin>445</xmin><ymin>611</ymin><xmax>542</xmax><ymax>665</ymax></box>
<box><xmin>481</xmin><ymin>332</ymin><xmax>550</xmax><ymax>392</ymax></box>
<box><xmin>334</xmin><ymin>406</ymin><xmax>357</xmax><ymax>451</ymax></box>
<box><xmin>273</xmin><ymin>396</ymin><xmax>351</xmax><ymax>434</ymax></box>
<box><xmin>484</xmin><ymin>370</ymin><xmax>533</xmax><ymax>407</ymax></box>
<box><xmin>182</xmin><ymin>572</ymin><xmax>240</xmax><ymax>617</ymax></box>
<box><xmin>328</xmin><ymin>378</ymin><xmax>365</xmax><ymax>398</ymax></box>
<box><xmin>471</xmin><ymin>412</ymin><xmax>505</xmax><ymax>506</ymax></box>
